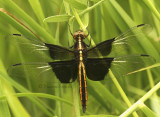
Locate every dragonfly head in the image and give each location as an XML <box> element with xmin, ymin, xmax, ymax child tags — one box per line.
<box><xmin>73</xmin><ymin>30</ymin><xmax>87</xmax><ymax>40</ymax></box>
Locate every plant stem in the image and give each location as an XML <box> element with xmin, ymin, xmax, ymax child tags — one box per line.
<box><xmin>120</xmin><ymin>82</ymin><xmax>160</xmax><ymax>117</ymax></box>
<box><xmin>109</xmin><ymin>70</ymin><xmax>139</xmax><ymax>117</ymax></box>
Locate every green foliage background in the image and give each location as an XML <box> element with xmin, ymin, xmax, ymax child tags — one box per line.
<box><xmin>0</xmin><ymin>0</ymin><xmax>160</xmax><ymax>117</ymax></box>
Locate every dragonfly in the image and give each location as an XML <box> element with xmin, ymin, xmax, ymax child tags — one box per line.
<box><xmin>7</xmin><ymin>24</ymin><xmax>155</xmax><ymax>113</ymax></box>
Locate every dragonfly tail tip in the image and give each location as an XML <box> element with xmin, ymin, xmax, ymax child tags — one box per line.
<box><xmin>82</xmin><ymin>106</ymin><xmax>86</xmax><ymax>113</ymax></box>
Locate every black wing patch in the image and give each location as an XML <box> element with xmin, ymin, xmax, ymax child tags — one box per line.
<box><xmin>87</xmin><ymin>39</ymin><xmax>115</xmax><ymax>58</ymax></box>
<box><xmin>48</xmin><ymin>60</ymin><xmax>78</xmax><ymax>83</ymax></box>
<box><xmin>86</xmin><ymin>58</ymin><xmax>114</xmax><ymax>81</ymax></box>
<box><xmin>45</xmin><ymin>43</ymin><xmax>74</xmax><ymax>60</ymax></box>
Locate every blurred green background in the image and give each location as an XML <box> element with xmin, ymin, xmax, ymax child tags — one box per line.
<box><xmin>0</xmin><ymin>0</ymin><xmax>160</xmax><ymax>117</ymax></box>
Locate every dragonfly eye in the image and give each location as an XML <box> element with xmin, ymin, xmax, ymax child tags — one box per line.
<box><xmin>73</xmin><ymin>35</ymin><xmax>78</xmax><ymax>39</ymax></box>
<box><xmin>80</xmin><ymin>34</ymin><xmax>86</xmax><ymax>39</ymax></box>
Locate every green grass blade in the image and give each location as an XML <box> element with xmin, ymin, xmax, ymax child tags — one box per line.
<box><xmin>120</xmin><ymin>82</ymin><xmax>160</xmax><ymax>117</ymax></box>
<box><xmin>44</xmin><ymin>14</ymin><xmax>71</xmax><ymax>22</ymax></box>
<box><xmin>0</xmin><ymin>63</ymin><xmax>30</xmax><ymax>117</ymax></box>
<box><xmin>28</xmin><ymin>0</ymin><xmax>50</xmax><ymax>31</ymax></box>
<box><xmin>139</xmin><ymin>103</ymin><xmax>158</xmax><ymax>117</ymax></box>
<box><xmin>142</xmin><ymin>0</ymin><xmax>160</xmax><ymax>21</ymax></box>
<box><xmin>0</xmin><ymin>71</ymin><xmax>53</xmax><ymax>116</ymax></box>
<box><xmin>87</xmin><ymin>80</ymin><xmax>126</xmax><ymax>113</ymax></box>
<box><xmin>0</xmin><ymin>73</ymin><xmax>11</xmax><ymax>117</ymax></box>
<box><xmin>0</xmin><ymin>0</ymin><xmax>54</xmax><ymax>43</ymax></box>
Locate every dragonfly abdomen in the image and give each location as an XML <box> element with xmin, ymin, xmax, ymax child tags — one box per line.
<box><xmin>79</xmin><ymin>62</ymin><xmax>87</xmax><ymax>113</ymax></box>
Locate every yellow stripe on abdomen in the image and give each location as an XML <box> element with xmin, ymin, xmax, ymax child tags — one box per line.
<box><xmin>79</xmin><ymin>61</ymin><xmax>87</xmax><ymax>113</ymax></box>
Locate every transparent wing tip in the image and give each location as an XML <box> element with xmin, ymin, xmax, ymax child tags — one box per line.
<box><xmin>140</xmin><ymin>54</ymin><xmax>156</xmax><ymax>62</ymax></box>
<box><xmin>7</xmin><ymin>63</ymin><xmax>22</xmax><ymax>74</ymax></box>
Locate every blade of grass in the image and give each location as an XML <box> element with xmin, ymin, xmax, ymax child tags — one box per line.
<box><xmin>0</xmin><ymin>74</ymin><xmax>11</xmax><ymax>117</ymax></box>
<box><xmin>0</xmin><ymin>0</ymin><xmax>54</xmax><ymax>43</ymax></box>
<box><xmin>1</xmin><ymin>93</ymin><xmax>72</xmax><ymax>106</ymax></box>
<box><xmin>120</xmin><ymin>82</ymin><xmax>160</xmax><ymax>117</ymax></box>
<box><xmin>44</xmin><ymin>14</ymin><xmax>71</xmax><ymax>22</ymax></box>
<box><xmin>142</xmin><ymin>0</ymin><xmax>160</xmax><ymax>21</ymax></box>
<box><xmin>150</xmin><ymin>96</ymin><xmax>160</xmax><ymax>116</ymax></box>
<box><xmin>0</xmin><ymin>70</ymin><xmax>53</xmax><ymax>116</ymax></box>
<box><xmin>28</xmin><ymin>0</ymin><xmax>50</xmax><ymax>31</ymax></box>
<box><xmin>127</xmin><ymin>63</ymin><xmax>160</xmax><ymax>75</ymax></box>
<box><xmin>82</xmin><ymin>115</ymin><xmax>118</xmax><ymax>117</ymax></box>
<box><xmin>87</xmin><ymin>80</ymin><xmax>126</xmax><ymax>113</ymax></box>
<box><xmin>87</xmin><ymin>82</ymin><xmax>111</xmax><ymax>111</ymax></box>
<box><xmin>103</xmin><ymin>0</ymin><xmax>160</xmax><ymax>59</ymax></box>
<box><xmin>79</xmin><ymin>0</ymin><xmax>104</xmax><ymax>16</ymax></box>
<box><xmin>0</xmin><ymin>9</ymin><xmax>39</xmax><ymax>40</ymax></box>
<box><xmin>2</xmin><ymin>80</ymin><xmax>30</xmax><ymax>117</ymax></box>
<box><xmin>129</xmin><ymin>0</ymin><xmax>143</xmax><ymax>24</ymax></box>
<box><xmin>147</xmin><ymin>70</ymin><xmax>160</xmax><ymax>116</ymax></box>
<box><xmin>68</xmin><ymin>0</ymin><xmax>87</xmax><ymax>10</ymax></box>
<box><xmin>0</xmin><ymin>61</ymin><xmax>30</xmax><ymax>117</ymax></box>
<box><xmin>139</xmin><ymin>103</ymin><xmax>158</xmax><ymax>117</ymax></box>
<box><xmin>109</xmin><ymin>70</ymin><xmax>138</xmax><ymax>117</ymax></box>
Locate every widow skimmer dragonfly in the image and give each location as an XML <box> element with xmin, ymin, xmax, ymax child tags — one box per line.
<box><xmin>7</xmin><ymin>24</ymin><xmax>155</xmax><ymax>113</ymax></box>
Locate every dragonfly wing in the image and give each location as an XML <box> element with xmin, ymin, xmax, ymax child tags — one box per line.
<box><xmin>111</xmin><ymin>54</ymin><xmax>155</xmax><ymax>77</ymax></box>
<box><xmin>87</xmin><ymin>24</ymin><xmax>152</xmax><ymax>58</ymax></box>
<box><xmin>86</xmin><ymin>54</ymin><xmax>155</xmax><ymax>81</ymax></box>
<box><xmin>45</xmin><ymin>43</ymin><xmax>74</xmax><ymax>60</ymax></box>
<box><xmin>86</xmin><ymin>58</ymin><xmax>114</xmax><ymax>81</ymax></box>
<box><xmin>8</xmin><ymin>62</ymin><xmax>55</xmax><ymax>89</ymax></box>
<box><xmin>6</xmin><ymin>34</ymin><xmax>74</xmax><ymax>61</ymax></box>
<box><xmin>8</xmin><ymin>60</ymin><xmax>78</xmax><ymax>88</ymax></box>
<box><xmin>6</xmin><ymin>34</ymin><xmax>51</xmax><ymax>62</ymax></box>
<box><xmin>48</xmin><ymin>60</ymin><xmax>78</xmax><ymax>83</ymax></box>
